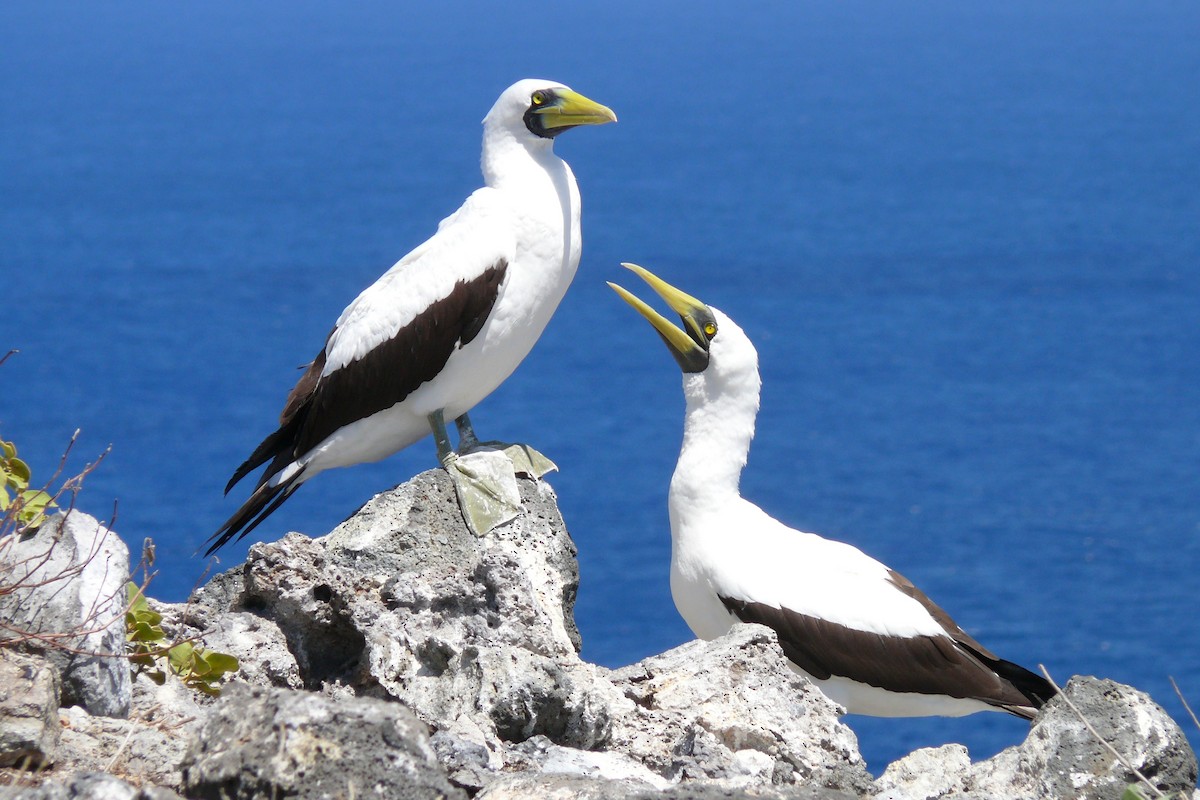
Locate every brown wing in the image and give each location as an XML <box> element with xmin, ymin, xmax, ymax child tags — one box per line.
<box><xmin>719</xmin><ymin>584</ymin><xmax>1053</xmax><ymax>716</ymax></box>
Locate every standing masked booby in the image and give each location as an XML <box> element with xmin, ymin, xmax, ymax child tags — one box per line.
<box><xmin>205</xmin><ymin>79</ymin><xmax>615</xmax><ymax>556</ymax></box>
<box><xmin>609</xmin><ymin>264</ymin><xmax>1055</xmax><ymax>718</ymax></box>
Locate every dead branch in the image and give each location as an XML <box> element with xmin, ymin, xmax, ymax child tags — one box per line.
<box><xmin>1168</xmin><ymin>677</ymin><xmax>1199</xmax><ymax>733</ymax></box>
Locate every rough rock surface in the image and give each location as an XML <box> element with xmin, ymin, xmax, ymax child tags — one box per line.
<box><xmin>475</xmin><ymin>773</ymin><xmax>862</xmax><ymax>800</ymax></box>
<box><xmin>969</xmin><ymin>676</ymin><xmax>1197</xmax><ymax>799</ymax></box>
<box><xmin>871</xmin><ymin>677</ymin><xmax>1198</xmax><ymax>799</ymax></box>
<box><xmin>606</xmin><ymin>626</ymin><xmax>871</xmax><ymax>793</ymax></box>
<box><xmin>186</xmin><ymin>471</ymin><xmax>871</xmax><ymax>796</ymax></box>
<box><xmin>180</xmin><ymin>683</ymin><xmax>464</xmax><ymax>800</ymax></box>
<box><xmin>154</xmin><ymin>603</ymin><xmax>301</xmax><ymax>691</ymax></box>
<box><xmin>0</xmin><ymin>650</ymin><xmax>61</xmax><ymax>768</ymax></box>
<box><xmin>192</xmin><ymin>472</ymin><xmax>609</xmax><ymax>750</ymax></box>
<box><xmin>3</xmin><ymin>469</ymin><xmax>1196</xmax><ymax>800</ymax></box>
<box><xmin>0</xmin><ymin>512</ymin><xmax>131</xmax><ymax>717</ymax></box>
<box><xmin>52</xmin><ymin>704</ymin><xmax>191</xmax><ymax>792</ymax></box>
<box><xmin>0</xmin><ymin>772</ymin><xmax>184</xmax><ymax>799</ymax></box>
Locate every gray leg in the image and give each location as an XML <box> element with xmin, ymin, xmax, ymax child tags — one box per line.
<box><xmin>451</xmin><ymin>411</ymin><xmax>557</xmax><ymax>481</ymax></box>
<box><xmin>427</xmin><ymin>410</ymin><xmax>455</xmax><ymax>467</ymax></box>
<box><xmin>454</xmin><ymin>413</ymin><xmax>481</xmax><ymax>452</ymax></box>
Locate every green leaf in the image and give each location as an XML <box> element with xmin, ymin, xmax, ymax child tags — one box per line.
<box><xmin>20</xmin><ymin>488</ymin><xmax>53</xmax><ymax>508</ymax></box>
<box><xmin>127</xmin><ymin>582</ymin><xmax>147</xmax><ymax>608</ymax></box>
<box><xmin>1</xmin><ymin>441</ymin><xmax>16</xmax><ymax>460</ymax></box>
<box><xmin>131</xmin><ymin>620</ymin><xmax>164</xmax><ymax>642</ymax></box>
<box><xmin>18</xmin><ymin>489</ymin><xmax>54</xmax><ymax>526</ymax></box>
<box><xmin>188</xmin><ymin>655</ymin><xmax>215</xmax><ymax>679</ymax></box>
<box><xmin>8</xmin><ymin>457</ymin><xmax>31</xmax><ymax>488</ymax></box>
<box><xmin>167</xmin><ymin>641</ymin><xmax>196</xmax><ymax>674</ymax></box>
<box><xmin>202</xmin><ymin>652</ymin><xmax>240</xmax><ymax>674</ymax></box>
<box><xmin>134</xmin><ymin>608</ymin><xmax>163</xmax><ymax>627</ymax></box>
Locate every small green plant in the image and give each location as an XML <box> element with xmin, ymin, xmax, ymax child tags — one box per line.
<box><xmin>1</xmin><ymin>439</ymin><xmax>56</xmax><ymax>530</ymax></box>
<box><xmin>125</xmin><ymin>582</ymin><xmax>239</xmax><ymax>696</ymax></box>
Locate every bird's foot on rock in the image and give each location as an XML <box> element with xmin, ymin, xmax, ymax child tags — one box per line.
<box><xmin>459</xmin><ymin>440</ymin><xmax>558</xmax><ymax>479</ymax></box>
<box><xmin>444</xmin><ymin>450</ymin><xmax>522</xmax><ymax>536</ymax></box>
<box><xmin>500</xmin><ymin>442</ymin><xmax>558</xmax><ymax>479</ymax></box>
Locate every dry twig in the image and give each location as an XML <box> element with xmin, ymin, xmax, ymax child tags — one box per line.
<box><xmin>1167</xmin><ymin>677</ymin><xmax>1199</xmax><ymax>733</ymax></box>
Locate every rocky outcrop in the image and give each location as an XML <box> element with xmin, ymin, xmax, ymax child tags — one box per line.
<box><xmin>872</xmin><ymin>677</ymin><xmax>1198</xmax><ymax>798</ymax></box>
<box><xmin>0</xmin><ymin>512</ymin><xmax>131</xmax><ymax>717</ymax></box>
<box><xmin>0</xmin><ymin>650</ymin><xmax>61</xmax><ymax>768</ymax></box>
<box><xmin>180</xmin><ymin>684</ymin><xmax>464</xmax><ymax>800</ymax></box>
<box><xmin>1</xmin><ymin>470</ymin><xmax>1196</xmax><ymax>800</ymax></box>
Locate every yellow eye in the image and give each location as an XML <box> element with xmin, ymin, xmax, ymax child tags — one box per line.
<box><xmin>531</xmin><ymin>91</ymin><xmax>546</xmax><ymax>105</ymax></box>
<box><xmin>704</xmin><ymin>322</ymin><xmax>717</xmax><ymax>337</ymax></box>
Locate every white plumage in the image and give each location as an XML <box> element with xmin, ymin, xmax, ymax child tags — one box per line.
<box><xmin>208</xmin><ymin>79</ymin><xmax>615</xmax><ymax>554</ymax></box>
<box><xmin>610</xmin><ymin>264</ymin><xmax>1054</xmax><ymax>718</ymax></box>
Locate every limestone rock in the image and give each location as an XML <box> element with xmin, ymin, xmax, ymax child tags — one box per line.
<box><xmin>967</xmin><ymin>676</ymin><xmax>1197</xmax><ymax>799</ymax></box>
<box><xmin>872</xmin><ymin>744</ymin><xmax>971</xmax><ymax>799</ymax></box>
<box><xmin>54</xmin><ymin>705</ymin><xmax>190</xmax><ymax>791</ymax></box>
<box><xmin>193</xmin><ymin>470</ymin><xmax>614</xmax><ymax>757</ymax></box>
<box><xmin>0</xmin><ymin>512</ymin><xmax>131</xmax><ymax>717</ymax></box>
<box><xmin>0</xmin><ymin>649</ymin><xmax>61</xmax><ymax>768</ymax></box>
<box><xmin>606</xmin><ymin>624</ymin><xmax>872</xmax><ymax>796</ymax></box>
<box><xmin>476</xmin><ymin>772</ymin><xmax>862</xmax><ymax>799</ymax></box>
<box><xmin>8</xmin><ymin>470</ymin><xmax>1193</xmax><ymax>800</ymax></box>
<box><xmin>180</xmin><ymin>683</ymin><xmax>464</xmax><ymax>800</ymax></box>
<box><xmin>503</xmin><ymin>734</ymin><xmax>672</xmax><ymax>790</ymax></box>
<box><xmin>155</xmin><ymin>600</ymin><xmax>301</xmax><ymax>690</ymax></box>
<box><xmin>0</xmin><ymin>772</ymin><xmax>184</xmax><ymax>799</ymax></box>
<box><xmin>870</xmin><ymin>676</ymin><xmax>1197</xmax><ymax>800</ymax></box>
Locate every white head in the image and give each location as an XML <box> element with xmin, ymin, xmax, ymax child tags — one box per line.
<box><xmin>483</xmin><ymin>79</ymin><xmax>616</xmax><ymax>146</ymax></box>
<box><xmin>608</xmin><ymin>263</ymin><xmax>761</xmax><ymax>397</ymax></box>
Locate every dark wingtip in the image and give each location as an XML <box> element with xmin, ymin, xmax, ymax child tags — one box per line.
<box><xmin>988</xmin><ymin>657</ymin><xmax>1058</xmax><ymax>713</ymax></box>
<box><xmin>224</xmin><ymin>462</ymin><xmax>252</xmax><ymax>496</ymax></box>
<box><xmin>204</xmin><ymin>471</ymin><xmax>302</xmax><ymax>557</ymax></box>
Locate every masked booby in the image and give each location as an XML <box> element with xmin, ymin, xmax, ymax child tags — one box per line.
<box><xmin>609</xmin><ymin>264</ymin><xmax>1055</xmax><ymax>718</ymax></box>
<box><xmin>205</xmin><ymin>79</ymin><xmax>615</xmax><ymax>556</ymax></box>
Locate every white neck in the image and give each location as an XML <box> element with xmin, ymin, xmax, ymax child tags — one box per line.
<box><xmin>481</xmin><ymin>126</ymin><xmax>559</xmax><ymax>191</ymax></box>
<box><xmin>669</xmin><ymin>366</ymin><xmax>761</xmax><ymax>522</ymax></box>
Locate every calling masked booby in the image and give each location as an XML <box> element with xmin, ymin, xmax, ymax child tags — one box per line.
<box><xmin>609</xmin><ymin>264</ymin><xmax>1055</xmax><ymax>718</ymax></box>
<box><xmin>205</xmin><ymin>79</ymin><xmax>615</xmax><ymax>556</ymax></box>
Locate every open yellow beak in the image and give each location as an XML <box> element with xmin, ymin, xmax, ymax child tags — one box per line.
<box><xmin>608</xmin><ymin>263</ymin><xmax>713</xmax><ymax>373</ymax></box>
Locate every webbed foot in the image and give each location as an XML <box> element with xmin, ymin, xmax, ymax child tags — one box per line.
<box><xmin>453</xmin><ymin>413</ymin><xmax>557</xmax><ymax>479</ymax></box>
<box><xmin>445</xmin><ymin>450</ymin><xmax>521</xmax><ymax>536</ymax></box>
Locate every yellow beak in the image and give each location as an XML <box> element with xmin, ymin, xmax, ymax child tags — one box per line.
<box><xmin>533</xmin><ymin>89</ymin><xmax>618</xmax><ymax>129</ymax></box>
<box><xmin>608</xmin><ymin>263</ymin><xmax>713</xmax><ymax>373</ymax></box>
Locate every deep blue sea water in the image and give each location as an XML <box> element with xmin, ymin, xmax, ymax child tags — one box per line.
<box><xmin>3</xmin><ymin>0</ymin><xmax>1198</xmax><ymax>773</ymax></box>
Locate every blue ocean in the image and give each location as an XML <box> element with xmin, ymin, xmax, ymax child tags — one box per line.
<box><xmin>3</xmin><ymin>0</ymin><xmax>1198</xmax><ymax>772</ymax></box>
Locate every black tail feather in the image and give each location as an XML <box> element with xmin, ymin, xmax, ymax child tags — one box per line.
<box><xmin>205</xmin><ymin>468</ymin><xmax>303</xmax><ymax>556</ymax></box>
<box><xmin>989</xmin><ymin>656</ymin><xmax>1057</xmax><ymax>710</ymax></box>
<box><xmin>225</xmin><ymin>421</ymin><xmax>299</xmax><ymax>495</ymax></box>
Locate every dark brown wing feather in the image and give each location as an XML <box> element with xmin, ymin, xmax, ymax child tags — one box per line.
<box><xmin>209</xmin><ymin>260</ymin><xmax>508</xmax><ymax>553</ymax></box>
<box><xmin>719</xmin><ymin>580</ymin><xmax>1053</xmax><ymax>717</ymax></box>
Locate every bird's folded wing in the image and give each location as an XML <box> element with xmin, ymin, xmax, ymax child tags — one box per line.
<box><xmin>718</xmin><ymin>592</ymin><xmax>1038</xmax><ymax>708</ymax></box>
<box><xmin>288</xmin><ymin>194</ymin><xmax>515</xmax><ymax>457</ymax></box>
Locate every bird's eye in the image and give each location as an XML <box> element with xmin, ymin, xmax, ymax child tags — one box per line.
<box><xmin>531</xmin><ymin>91</ymin><xmax>547</xmax><ymax>106</ymax></box>
<box><xmin>704</xmin><ymin>322</ymin><xmax>718</xmax><ymax>338</ymax></box>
